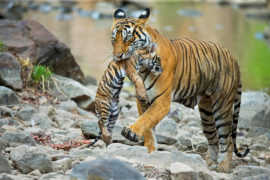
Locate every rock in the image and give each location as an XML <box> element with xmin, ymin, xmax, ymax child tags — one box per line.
<box><xmin>232</xmin><ymin>165</ymin><xmax>270</xmax><ymax>180</ymax></box>
<box><xmin>170</xmin><ymin>162</ymin><xmax>204</xmax><ymax>180</ymax></box>
<box><xmin>238</xmin><ymin>91</ymin><xmax>270</xmax><ymax>129</ymax></box>
<box><xmin>30</xmin><ymin>113</ymin><xmax>52</xmax><ymax>128</ymax></box>
<box><xmin>28</xmin><ymin>169</ymin><xmax>42</xmax><ymax>177</ymax></box>
<box><xmin>177</xmin><ymin>130</ymin><xmax>192</xmax><ymax>150</ymax></box>
<box><xmin>242</xmin><ymin>174</ymin><xmax>270</xmax><ymax>180</ymax></box>
<box><xmin>248</xmin><ymin>127</ymin><xmax>270</xmax><ymax>140</ymax></box>
<box><xmin>70</xmin><ymin>158</ymin><xmax>145</xmax><ymax>180</ymax></box>
<box><xmin>230</xmin><ymin>0</ymin><xmax>267</xmax><ymax>8</ymax></box>
<box><xmin>0</xmin><ymin>153</ymin><xmax>12</xmax><ymax>173</ymax></box>
<box><xmin>252</xmin><ymin>102</ymin><xmax>270</xmax><ymax>129</ymax></box>
<box><xmin>0</xmin><ymin>118</ymin><xmax>20</xmax><ymax>127</ymax></box>
<box><xmin>81</xmin><ymin>120</ymin><xmax>100</xmax><ymax>138</ymax></box>
<box><xmin>57</xmin><ymin>99</ymin><xmax>78</xmax><ymax>112</ymax></box>
<box><xmin>53</xmin><ymin>109</ymin><xmax>76</xmax><ymax>129</ymax></box>
<box><xmin>17</xmin><ymin>104</ymin><xmax>36</xmax><ymax>121</ymax></box>
<box><xmin>190</xmin><ymin>134</ymin><xmax>208</xmax><ymax>153</ymax></box>
<box><xmin>156</xmin><ymin>118</ymin><xmax>178</xmax><ymax>145</ymax></box>
<box><xmin>10</xmin><ymin>145</ymin><xmax>53</xmax><ymax>174</ymax></box>
<box><xmin>0</xmin><ymin>52</ymin><xmax>22</xmax><ymax>90</ymax></box>
<box><xmin>40</xmin><ymin>172</ymin><xmax>69</xmax><ymax>180</ymax></box>
<box><xmin>0</xmin><ymin>86</ymin><xmax>19</xmax><ymax>105</ymax></box>
<box><xmin>69</xmin><ymin>149</ymin><xmax>97</xmax><ymax>161</ymax></box>
<box><xmin>50</xmin><ymin>75</ymin><xmax>95</xmax><ymax>110</ymax></box>
<box><xmin>0</xmin><ymin>106</ymin><xmax>14</xmax><ymax>117</ymax></box>
<box><xmin>1</xmin><ymin>132</ymin><xmax>36</xmax><ymax>147</ymax></box>
<box><xmin>53</xmin><ymin>157</ymin><xmax>72</xmax><ymax>171</ymax></box>
<box><xmin>0</xmin><ymin>20</ymin><xmax>84</xmax><ymax>82</ymax></box>
<box><xmin>0</xmin><ymin>173</ymin><xmax>33</xmax><ymax>180</ymax></box>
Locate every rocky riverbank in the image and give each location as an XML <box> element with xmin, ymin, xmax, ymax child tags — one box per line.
<box><xmin>0</xmin><ymin>19</ymin><xmax>270</xmax><ymax>180</ymax></box>
<box><xmin>0</xmin><ymin>80</ymin><xmax>270</xmax><ymax>180</ymax></box>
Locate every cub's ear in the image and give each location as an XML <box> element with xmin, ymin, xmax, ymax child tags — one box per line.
<box><xmin>114</xmin><ymin>9</ymin><xmax>126</xmax><ymax>19</ymax></box>
<box><xmin>138</xmin><ymin>8</ymin><xmax>150</xmax><ymax>25</ymax></box>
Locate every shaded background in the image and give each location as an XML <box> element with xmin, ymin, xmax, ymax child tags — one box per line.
<box><xmin>3</xmin><ymin>0</ymin><xmax>270</xmax><ymax>93</ymax></box>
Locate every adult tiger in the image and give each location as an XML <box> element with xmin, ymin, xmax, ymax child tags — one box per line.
<box><xmin>111</xmin><ymin>8</ymin><xmax>249</xmax><ymax>172</ymax></box>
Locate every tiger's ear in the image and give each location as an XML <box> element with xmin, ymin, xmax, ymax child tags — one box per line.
<box><xmin>138</xmin><ymin>8</ymin><xmax>150</xmax><ymax>25</ymax></box>
<box><xmin>113</xmin><ymin>9</ymin><xmax>126</xmax><ymax>23</ymax></box>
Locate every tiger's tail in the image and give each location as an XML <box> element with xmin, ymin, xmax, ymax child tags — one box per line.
<box><xmin>232</xmin><ymin>82</ymin><xmax>249</xmax><ymax>157</ymax></box>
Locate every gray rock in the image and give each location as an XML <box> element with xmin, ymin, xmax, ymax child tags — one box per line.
<box><xmin>238</xmin><ymin>91</ymin><xmax>270</xmax><ymax>129</ymax></box>
<box><xmin>0</xmin><ymin>20</ymin><xmax>84</xmax><ymax>82</ymax></box>
<box><xmin>38</xmin><ymin>104</ymin><xmax>54</xmax><ymax>118</ymax></box>
<box><xmin>81</xmin><ymin>120</ymin><xmax>99</xmax><ymax>138</ymax></box>
<box><xmin>177</xmin><ymin>130</ymin><xmax>192</xmax><ymax>150</ymax></box>
<box><xmin>17</xmin><ymin>104</ymin><xmax>36</xmax><ymax>121</ymax></box>
<box><xmin>0</xmin><ymin>118</ymin><xmax>20</xmax><ymax>127</ymax></box>
<box><xmin>57</xmin><ymin>99</ymin><xmax>78</xmax><ymax>112</ymax></box>
<box><xmin>40</xmin><ymin>172</ymin><xmax>69</xmax><ymax>180</ymax></box>
<box><xmin>242</xmin><ymin>174</ymin><xmax>270</xmax><ymax>180</ymax></box>
<box><xmin>51</xmin><ymin>75</ymin><xmax>95</xmax><ymax>110</ymax></box>
<box><xmin>232</xmin><ymin>165</ymin><xmax>270</xmax><ymax>180</ymax></box>
<box><xmin>30</xmin><ymin>113</ymin><xmax>52</xmax><ymax>128</ymax></box>
<box><xmin>28</xmin><ymin>169</ymin><xmax>42</xmax><ymax>177</ymax></box>
<box><xmin>53</xmin><ymin>157</ymin><xmax>72</xmax><ymax>171</ymax></box>
<box><xmin>169</xmin><ymin>162</ymin><xmax>213</xmax><ymax>180</ymax></box>
<box><xmin>252</xmin><ymin>101</ymin><xmax>270</xmax><ymax>129</ymax></box>
<box><xmin>69</xmin><ymin>148</ymin><xmax>97</xmax><ymax>161</ymax></box>
<box><xmin>0</xmin><ymin>106</ymin><xmax>14</xmax><ymax>117</ymax></box>
<box><xmin>0</xmin><ymin>173</ymin><xmax>33</xmax><ymax>180</ymax></box>
<box><xmin>10</xmin><ymin>145</ymin><xmax>53</xmax><ymax>174</ymax></box>
<box><xmin>0</xmin><ymin>86</ymin><xmax>19</xmax><ymax>106</ymax></box>
<box><xmin>156</xmin><ymin>118</ymin><xmax>178</xmax><ymax>145</ymax></box>
<box><xmin>1</xmin><ymin>132</ymin><xmax>36</xmax><ymax>147</ymax></box>
<box><xmin>53</xmin><ymin>109</ymin><xmax>76</xmax><ymax>129</ymax></box>
<box><xmin>0</xmin><ymin>52</ymin><xmax>22</xmax><ymax>90</ymax></box>
<box><xmin>0</xmin><ymin>153</ymin><xmax>12</xmax><ymax>173</ymax></box>
<box><xmin>70</xmin><ymin>158</ymin><xmax>145</xmax><ymax>180</ymax></box>
<box><xmin>248</xmin><ymin>127</ymin><xmax>270</xmax><ymax>140</ymax></box>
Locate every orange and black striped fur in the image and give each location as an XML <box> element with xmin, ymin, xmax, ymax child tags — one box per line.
<box><xmin>95</xmin><ymin>47</ymin><xmax>162</xmax><ymax>145</ymax></box>
<box><xmin>111</xmin><ymin>8</ymin><xmax>249</xmax><ymax>172</ymax></box>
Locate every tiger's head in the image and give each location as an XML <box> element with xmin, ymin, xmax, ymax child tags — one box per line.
<box><xmin>111</xmin><ymin>8</ymin><xmax>152</xmax><ymax>61</ymax></box>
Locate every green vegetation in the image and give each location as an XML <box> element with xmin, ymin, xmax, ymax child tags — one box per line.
<box><xmin>31</xmin><ymin>65</ymin><xmax>52</xmax><ymax>83</ymax></box>
<box><xmin>0</xmin><ymin>40</ymin><xmax>6</xmax><ymax>52</ymax></box>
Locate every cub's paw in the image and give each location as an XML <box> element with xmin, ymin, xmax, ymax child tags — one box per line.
<box><xmin>121</xmin><ymin>126</ymin><xmax>139</xmax><ymax>142</ymax></box>
<box><xmin>136</xmin><ymin>95</ymin><xmax>150</xmax><ymax>105</ymax></box>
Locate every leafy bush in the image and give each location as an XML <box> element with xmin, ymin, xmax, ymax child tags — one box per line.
<box><xmin>31</xmin><ymin>65</ymin><xmax>52</xmax><ymax>83</ymax></box>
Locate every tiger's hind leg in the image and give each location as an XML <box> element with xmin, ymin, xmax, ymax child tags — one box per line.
<box><xmin>198</xmin><ymin>96</ymin><xmax>219</xmax><ymax>167</ymax></box>
<box><xmin>212</xmin><ymin>96</ymin><xmax>234</xmax><ymax>172</ymax></box>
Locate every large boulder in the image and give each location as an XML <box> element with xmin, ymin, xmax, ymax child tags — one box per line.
<box><xmin>50</xmin><ymin>75</ymin><xmax>95</xmax><ymax>110</ymax></box>
<box><xmin>238</xmin><ymin>92</ymin><xmax>270</xmax><ymax>129</ymax></box>
<box><xmin>0</xmin><ymin>52</ymin><xmax>23</xmax><ymax>90</ymax></box>
<box><xmin>0</xmin><ymin>20</ymin><xmax>84</xmax><ymax>82</ymax></box>
<box><xmin>10</xmin><ymin>145</ymin><xmax>53</xmax><ymax>174</ymax></box>
<box><xmin>70</xmin><ymin>158</ymin><xmax>145</xmax><ymax>180</ymax></box>
<box><xmin>0</xmin><ymin>86</ymin><xmax>19</xmax><ymax>105</ymax></box>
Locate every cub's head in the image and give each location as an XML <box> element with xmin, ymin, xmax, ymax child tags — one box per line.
<box><xmin>111</xmin><ymin>8</ymin><xmax>152</xmax><ymax>61</ymax></box>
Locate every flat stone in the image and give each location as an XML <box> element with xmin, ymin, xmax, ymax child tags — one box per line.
<box><xmin>81</xmin><ymin>120</ymin><xmax>100</xmax><ymax>138</ymax></box>
<box><xmin>70</xmin><ymin>158</ymin><xmax>145</xmax><ymax>180</ymax></box>
<box><xmin>1</xmin><ymin>131</ymin><xmax>36</xmax><ymax>147</ymax></box>
<box><xmin>10</xmin><ymin>145</ymin><xmax>53</xmax><ymax>174</ymax></box>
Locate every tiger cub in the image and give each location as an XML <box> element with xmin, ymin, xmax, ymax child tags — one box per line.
<box><xmin>96</xmin><ymin>46</ymin><xmax>162</xmax><ymax>146</ymax></box>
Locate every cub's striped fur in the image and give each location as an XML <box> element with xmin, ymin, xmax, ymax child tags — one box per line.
<box><xmin>110</xmin><ymin>8</ymin><xmax>249</xmax><ymax>172</ymax></box>
<box><xmin>96</xmin><ymin>48</ymin><xmax>162</xmax><ymax>145</ymax></box>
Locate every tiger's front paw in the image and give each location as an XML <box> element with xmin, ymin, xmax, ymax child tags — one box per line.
<box><xmin>121</xmin><ymin>126</ymin><xmax>139</xmax><ymax>142</ymax></box>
